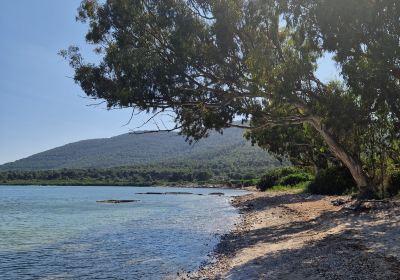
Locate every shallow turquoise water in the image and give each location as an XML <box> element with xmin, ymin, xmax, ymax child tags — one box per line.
<box><xmin>0</xmin><ymin>185</ymin><xmax>246</xmax><ymax>279</ymax></box>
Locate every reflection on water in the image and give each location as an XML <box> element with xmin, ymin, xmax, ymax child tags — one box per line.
<box><xmin>0</xmin><ymin>186</ymin><xmax>246</xmax><ymax>279</ymax></box>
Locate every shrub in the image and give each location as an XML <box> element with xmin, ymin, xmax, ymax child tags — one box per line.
<box><xmin>277</xmin><ymin>173</ymin><xmax>314</xmax><ymax>186</ymax></box>
<box><xmin>257</xmin><ymin>167</ymin><xmax>303</xmax><ymax>191</ymax></box>
<box><xmin>267</xmin><ymin>180</ymin><xmax>312</xmax><ymax>192</ymax></box>
<box><xmin>385</xmin><ymin>170</ymin><xmax>400</xmax><ymax>197</ymax></box>
<box><xmin>307</xmin><ymin>166</ymin><xmax>356</xmax><ymax>195</ymax></box>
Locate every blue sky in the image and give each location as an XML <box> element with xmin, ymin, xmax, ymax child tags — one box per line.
<box><xmin>0</xmin><ymin>0</ymin><xmax>161</xmax><ymax>164</ymax></box>
<box><xmin>0</xmin><ymin>1</ymin><xmax>339</xmax><ymax>165</ymax></box>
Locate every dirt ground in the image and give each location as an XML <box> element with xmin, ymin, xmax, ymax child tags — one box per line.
<box><xmin>182</xmin><ymin>191</ymin><xmax>400</xmax><ymax>280</ymax></box>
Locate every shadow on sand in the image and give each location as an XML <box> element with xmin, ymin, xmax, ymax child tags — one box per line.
<box><xmin>214</xmin><ymin>193</ymin><xmax>400</xmax><ymax>280</ymax></box>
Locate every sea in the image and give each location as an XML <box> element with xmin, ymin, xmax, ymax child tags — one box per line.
<box><xmin>0</xmin><ymin>185</ymin><xmax>246</xmax><ymax>279</ymax></box>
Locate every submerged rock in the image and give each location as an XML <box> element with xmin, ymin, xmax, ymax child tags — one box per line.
<box><xmin>136</xmin><ymin>192</ymin><xmax>165</xmax><ymax>195</ymax></box>
<box><xmin>164</xmin><ymin>192</ymin><xmax>193</xmax><ymax>195</ymax></box>
<box><xmin>135</xmin><ymin>191</ymin><xmax>194</xmax><ymax>195</ymax></box>
<box><xmin>208</xmin><ymin>192</ymin><xmax>224</xmax><ymax>196</ymax></box>
<box><xmin>96</xmin><ymin>199</ymin><xmax>139</xmax><ymax>203</ymax></box>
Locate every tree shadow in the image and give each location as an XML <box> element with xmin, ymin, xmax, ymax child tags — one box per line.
<box><xmin>217</xmin><ymin>204</ymin><xmax>400</xmax><ymax>280</ymax></box>
<box><xmin>236</xmin><ymin>192</ymin><xmax>326</xmax><ymax>213</ymax></box>
<box><xmin>216</xmin><ymin>206</ymin><xmax>340</xmax><ymax>256</ymax></box>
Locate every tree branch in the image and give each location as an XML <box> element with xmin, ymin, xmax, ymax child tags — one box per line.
<box><xmin>129</xmin><ymin>125</ymin><xmax>183</xmax><ymax>135</ymax></box>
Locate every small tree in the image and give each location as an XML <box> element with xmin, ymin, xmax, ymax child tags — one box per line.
<box><xmin>62</xmin><ymin>0</ymin><xmax>400</xmax><ymax>198</ymax></box>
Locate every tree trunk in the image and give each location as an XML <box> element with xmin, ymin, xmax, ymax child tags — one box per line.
<box><xmin>309</xmin><ymin>117</ymin><xmax>375</xmax><ymax>198</ymax></box>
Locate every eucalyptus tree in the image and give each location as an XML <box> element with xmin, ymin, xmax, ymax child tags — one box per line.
<box><xmin>246</xmin><ymin>123</ymin><xmax>337</xmax><ymax>172</ymax></box>
<box><xmin>62</xmin><ymin>0</ymin><xmax>400</xmax><ymax>198</ymax></box>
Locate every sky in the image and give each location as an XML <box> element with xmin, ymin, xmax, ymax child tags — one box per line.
<box><xmin>0</xmin><ymin>1</ymin><xmax>339</xmax><ymax>165</ymax></box>
<box><xmin>0</xmin><ymin>0</ymin><xmax>163</xmax><ymax>164</ymax></box>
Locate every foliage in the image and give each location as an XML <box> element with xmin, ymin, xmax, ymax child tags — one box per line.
<box><xmin>277</xmin><ymin>172</ymin><xmax>314</xmax><ymax>187</ymax></box>
<box><xmin>246</xmin><ymin>123</ymin><xmax>336</xmax><ymax>170</ymax></box>
<box><xmin>62</xmin><ymin>0</ymin><xmax>400</xmax><ymax>195</ymax></box>
<box><xmin>229</xmin><ymin>178</ymin><xmax>258</xmax><ymax>188</ymax></box>
<box><xmin>0</xmin><ymin>128</ymin><xmax>281</xmax><ymax>172</ymax></box>
<box><xmin>385</xmin><ymin>169</ymin><xmax>400</xmax><ymax>197</ymax></box>
<box><xmin>307</xmin><ymin>167</ymin><xmax>357</xmax><ymax>196</ymax></box>
<box><xmin>266</xmin><ymin>181</ymin><xmax>310</xmax><ymax>193</ymax></box>
<box><xmin>257</xmin><ymin>167</ymin><xmax>309</xmax><ymax>191</ymax></box>
<box><xmin>0</xmin><ymin>127</ymin><xmax>284</xmax><ymax>186</ymax></box>
<box><xmin>0</xmin><ymin>157</ymin><xmax>281</xmax><ymax>186</ymax></box>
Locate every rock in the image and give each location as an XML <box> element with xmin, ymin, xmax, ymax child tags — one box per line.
<box><xmin>164</xmin><ymin>192</ymin><xmax>193</xmax><ymax>195</ymax></box>
<box><xmin>331</xmin><ymin>198</ymin><xmax>348</xmax><ymax>206</ymax></box>
<box><xmin>96</xmin><ymin>199</ymin><xmax>139</xmax><ymax>203</ymax></box>
<box><xmin>136</xmin><ymin>191</ymin><xmax>194</xmax><ymax>195</ymax></box>
<box><xmin>135</xmin><ymin>192</ymin><xmax>165</xmax><ymax>195</ymax></box>
<box><xmin>344</xmin><ymin>199</ymin><xmax>391</xmax><ymax>211</ymax></box>
<box><xmin>209</xmin><ymin>192</ymin><xmax>224</xmax><ymax>196</ymax></box>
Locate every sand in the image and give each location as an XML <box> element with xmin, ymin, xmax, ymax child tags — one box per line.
<box><xmin>182</xmin><ymin>191</ymin><xmax>400</xmax><ymax>280</ymax></box>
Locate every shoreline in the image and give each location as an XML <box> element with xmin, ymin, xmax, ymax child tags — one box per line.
<box><xmin>184</xmin><ymin>191</ymin><xmax>400</xmax><ymax>280</ymax></box>
<box><xmin>0</xmin><ymin>182</ymin><xmax>248</xmax><ymax>190</ymax></box>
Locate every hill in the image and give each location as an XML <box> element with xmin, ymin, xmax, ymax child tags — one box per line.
<box><xmin>0</xmin><ymin>128</ymin><xmax>280</xmax><ymax>172</ymax></box>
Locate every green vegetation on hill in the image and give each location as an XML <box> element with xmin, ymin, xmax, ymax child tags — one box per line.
<box><xmin>0</xmin><ymin>158</ymin><xmax>280</xmax><ymax>187</ymax></box>
<box><xmin>0</xmin><ymin>128</ymin><xmax>278</xmax><ymax>171</ymax></box>
<box><xmin>0</xmin><ymin>128</ymin><xmax>284</xmax><ymax>186</ymax></box>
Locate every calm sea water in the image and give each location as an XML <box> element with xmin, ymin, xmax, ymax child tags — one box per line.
<box><xmin>0</xmin><ymin>185</ymin><xmax>246</xmax><ymax>280</ymax></box>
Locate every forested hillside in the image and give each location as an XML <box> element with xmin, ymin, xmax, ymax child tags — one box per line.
<box><xmin>0</xmin><ymin>128</ymin><xmax>280</xmax><ymax>173</ymax></box>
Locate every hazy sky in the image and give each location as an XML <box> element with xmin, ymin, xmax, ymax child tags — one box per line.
<box><xmin>0</xmin><ymin>1</ymin><xmax>339</xmax><ymax>165</ymax></box>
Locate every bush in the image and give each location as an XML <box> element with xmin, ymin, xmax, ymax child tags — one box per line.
<box><xmin>385</xmin><ymin>170</ymin><xmax>400</xmax><ymax>197</ymax></box>
<box><xmin>307</xmin><ymin>166</ymin><xmax>356</xmax><ymax>195</ymax></box>
<box><xmin>277</xmin><ymin>173</ymin><xmax>314</xmax><ymax>186</ymax></box>
<box><xmin>257</xmin><ymin>167</ymin><xmax>304</xmax><ymax>191</ymax></box>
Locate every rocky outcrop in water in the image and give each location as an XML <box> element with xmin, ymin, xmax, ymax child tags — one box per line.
<box><xmin>135</xmin><ymin>192</ymin><xmax>193</xmax><ymax>195</ymax></box>
<box><xmin>209</xmin><ymin>192</ymin><xmax>225</xmax><ymax>196</ymax></box>
<box><xmin>96</xmin><ymin>199</ymin><xmax>139</xmax><ymax>203</ymax></box>
<box><xmin>165</xmin><ymin>192</ymin><xmax>193</xmax><ymax>195</ymax></box>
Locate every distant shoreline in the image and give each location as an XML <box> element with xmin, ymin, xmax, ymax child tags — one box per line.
<box><xmin>0</xmin><ymin>181</ymin><xmax>253</xmax><ymax>190</ymax></box>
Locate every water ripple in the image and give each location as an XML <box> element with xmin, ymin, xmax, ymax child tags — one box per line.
<box><xmin>0</xmin><ymin>186</ymin><xmax>245</xmax><ymax>279</ymax></box>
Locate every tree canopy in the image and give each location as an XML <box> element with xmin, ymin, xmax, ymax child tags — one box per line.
<box><xmin>63</xmin><ymin>0</ymin><xmax>400</xmax><ymax>197</ymax></box>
